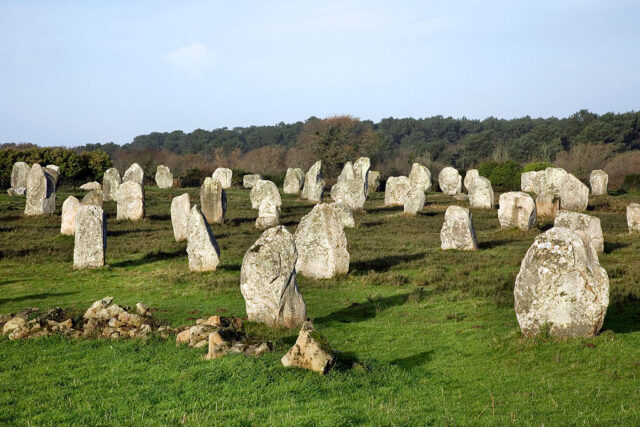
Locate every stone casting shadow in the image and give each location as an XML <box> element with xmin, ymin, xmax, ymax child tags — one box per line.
<box><xmin>314</xmin><ymin>293</ymin><xmax>410</xmax><ymax>325</ymax></box>
<box><xmin>0</xmin><ymin>291</ymin><xmax>79</xmax><ymax>306</ymax></box>
<box><xmin>110</xmin><ymin>248</ymin><xmax>185</xmax><ymax>268</ymax></box>
<box><xmin>390</xmin><ymin>350</ymin><xmax>434</xmax><ymax>370</ymax></box>
<box><xmin>351</xmin><ymin>252</ymin><xmax>426</xmax><ymax>273</ymax></box>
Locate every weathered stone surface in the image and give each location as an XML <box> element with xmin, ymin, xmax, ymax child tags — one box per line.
<box><xmin>7</xmin><ymin>187</ymin><xmax>26</xmax><ymax>196</ymax></box>
<box><xmin>409</xmin><ymin>163</ymin><xmax>432</xmax><ymax>193</ymax></box>
<box><xmin>498</xmin><ymin>192</ymin><xmax>537</xmax><ymax>231</ymax></box>
<box><xmin>240</xmin><ymin>226</ymin><xmax>306</xmax><ymax>328</ymax></box>
<box><xmin>116</xmin><ymin>181</ymin><xmax>145</xmax><ymax>220</ymax></box>
<box><xmin>186</xmin><ymin>205</ymin><xmax>220</xmax><ymax>272</ymax></box>
<box><xmin>559</xmin><ymin>174</ymin><xmax>589</xmax><ymax>212</ymax></box>
<box><xmin>368</xmin><ymin>171</ymin><xmax>381</xmax><ymax>192</ymax></box>
<box><xmin>25</xmin><ymin>164</ymin><xmax>56</xmax><ymax>216</ymax></box>
<box><xmin>281</xmin><ymin>321</ymin><xmax>334</xmax><ymax>374</ymax></box>
<box><xmin>514</xmin><ymin>226</ymin><xmax>609</xmax><ymax>338</ymax></box>
<box><xmin>331</xmin><ymin>158</ymin><xmax>369</xmax><ymax>210</ymax></box>
<box><xmin>521</xmin><ymin>171</ymin><xmax>544</xmax><ymax>193</ymax></box>
<box><xmin>554</xmin><ymin>210</ymin><xmax>604</xmax><ymax>253</ymax></box>
<box><xmin>212</xmin><ymin>168</ymin><xmax>233</xmax><ymax>189</ymax></box>
<box><xmin>295</xmin><ymin>203</ymin><xmax>349</xmax><ymax>279</ymax></box>
<box><xmin>353</xmin><ymin>157</ymin><xmax>370</xmax><ymax>195</ymax></box>
<box><xmin>440</xmin><ymin>205</ymin><xmax>478</xmax><ymax>250</ymax></box>
<box><xmin>337</xmin><ymin>161</ymin><xmax>355</xmax><ymax>183</ymax></box>
<box><xmin>438</xmin><ymin>167</ymin><xmax>462</xmax><ymax>195</ymax></box>
<box><xmin>256</xmin><ymin>199</ymin><xmax>280</xmax><ymax>229</ymax></box>
<box><xmin>171</xmin><ymin>193</ymin><xmax>190</xmax><ymax>242</ymax></box>
<box><xmin>520</xmin><ymin>168</ymin><xmax>588</xmax><ymax>212</ymax></box>
<box><xmin>102</xmin><ymin>168</ymin><xmax>121</xmax><ymax>202</ymax></box>
<box><xmin>82</xmin><ymin>190</ymin><xmax>103</xmax><ymax>207</ymax></box>
<box><xmin>79</xmin><ymin>181</ymin><xmax>101</xmax><ymax>191</ymax></box>
<box><xmin>155</xmin><ymin>165</ymin><xmax>173</xmax><ymax>188</ymax></box>
<box><xmin>463</xmin><ymin>169</ymin><xmax>480</xmax><ymax>192</ymax></box>
<box><xmin>73</xmin><ymin>205</ymin><xmax>106</xmax><ymax>269</ymax></box>
<box><xmin>589</xmin><ymin>170</ymin><xmax>608</xmax><ymax>196</ymax></box>
<box><xmin>404</xmin><ymin>187</ymin><xmax>425</xmax><ymax>215</ymax></box>
<box><xmin>122</xmin><ymin>163</ymin><xmax>144</xmax><ymax>186</ymax></box>
<box><xmin>329</xmin><ymin>202</ymin><xmax>355</xmax><ymax>228</ymax></box>
<box><xmin>626</xmin><ymin>203</ymin><xmax>640</xmax><ymax>233</ymax></box>
<box><xmin>200</xmin><ymin>178</ymin><xmax>226</xmax><ymax>223</ymax></box>
<box><xmin>46</xmin><ymin>164</ymin><xmax>60</xmax><ymax>174</ymax></box>
<box><xmin>283</xmin><ymin>168</ymin><xmax>304</xmax><ymax>194</ymax></box>
<box><xmin>11</xmin><ymin>162</ymin><xmax>30</xmax><ymax>188</ymax></box>
<box><xmin>61</xmin><ymin>196</ymin><xmax>80</xmax><ymax>235</ymax></box>
<box><xmin>250</xmin><ymin>180</ymin><xmax>281</xmax><ymax>210</ymax></box>
<box><xmin>468</xmin><ymin>176</ymin><xmax>494</xmax><ymax>209</ymax></box>
<box><xmin>301</xmin><ymin>160</ymin><xmax>325</xmax><ymax>203</ymax></box>
<box><xmin>243</xmin><ymin>174</ymin><xmax>262</xmax><ymax>189</ymax></box>
<box><xmin>384</xmin><ymin>176</ymin><xmax>411</xmax><ymax>206</ymax></box>
<box><xmin>535</xmin><ymin>193</ymin><xmax>560</xmax><ymax>219</ymax></box>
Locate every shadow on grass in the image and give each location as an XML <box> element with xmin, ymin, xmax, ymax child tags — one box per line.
<box><xmin>479</xmin><ymin>239</ymin><xmax>510</xmax><ymax>249</ymax></box>
<box><xmin>148</xmin><ymin>214</ymin><xmax>171</xmax><ymax>221</ymax></box>
<box><xmin>351</xmin><ymin>253</ymin><xmax>425</xmax><ymax>273</ymax></box>
<box><xmin>0</xmin><ymin>291</ymin><xmax>79</xmax><ymax>305</ymax></box>
<box><xmin>604</xmin><ymin>242</ymin><xmax>629</xmax><ymax>254</ymax></box>
<box><xmin>314</xmin><ymin>293</ymin><xmax>410</xmax><ymax>325</ymax></box>
<box><xmin>107</xmin><ymin>228</ymin><xmax>156</xmax><ymax>237</ymax></box>
<box><xmin>110</xmin><ymin>249</ymin><xmax>185</xmax><ymax>268</ymax></box>
<box><xmin>227</xmin><ymin>217</ymin><xmax>255</xmax><ymax>226</ymax></box>
<box><xmin>218</xmin><ymin>263</ymin><xmax>241</xmax><ymax>272</ymax></box>
<box><xmin>602</xmin><ymin>302</ymin><xmax>640</xmax><ymax>334</ymax></box>
<box><xmin>366</xmin><ymin>206</ymin><xmax>400</xmax><ymax>214</ymax></box>
<box><xmin>390</xmin><ymin>350</ymin><xmax>434</xmax><ymax>370</ymax></box>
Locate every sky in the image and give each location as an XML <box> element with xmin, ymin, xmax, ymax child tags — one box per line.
<box><xmin>1</xmin><ymin>0</ymin><xmax>639</xmax><ymax>147</ymax></box>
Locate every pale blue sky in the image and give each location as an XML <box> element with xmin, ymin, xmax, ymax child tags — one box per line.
<box><xmin>1</xmin><ymin>0</ymin><xmax>639</xmax><ymax>147</ymax></box>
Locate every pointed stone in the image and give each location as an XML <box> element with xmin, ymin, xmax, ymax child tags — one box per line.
<box><xmin>186</xmin><ymin>205</ymin><xmax>220</xmax><ymax>272</ymax></box>
<box><xmin>122</xmin><ymin>163</ymin><xmax>144</xmax><ymax>186</ymax></box>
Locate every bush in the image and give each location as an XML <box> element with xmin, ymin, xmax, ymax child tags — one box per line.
<box><xmin>178</xmin><ymin>168</ymin><xmax>205</xmax><ymax>187</ymax></box>
<box><xmin>477</xmin><ymin>161</ymin><xmax>499</xmax><ymax>179</ymax></box>
<box><xmin>523</xmin><ymin>161</ymin><xmax>552</xmax><ymax>172</ymax></box>
<box><xmin>621</xmin><ymin>174</ymin><xmax>640</xmax><ymax>193</ymax></box>
<box><xmin>488</xmin><ymin>161</ymin><xmax>523</xmax><ymax>191</ymax></box>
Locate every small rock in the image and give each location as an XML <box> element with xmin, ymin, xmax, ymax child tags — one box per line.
<box><xmin>281</xmin><ymin>321</ymin><xmax>335</xmax><ymax>374</ymax></box>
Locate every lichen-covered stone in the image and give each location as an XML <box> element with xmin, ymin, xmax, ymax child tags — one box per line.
<box><xmin>122</xmin><ymin>163</ymin><xmax>144</xmax><ymax>186</ymax></box>
<box><xmin>626</xmin><ymin>203</ymin><xmax>640</xmax><ymax>233</ymax></box>
<box><xmin>116</xmin><ymin>181</ymin><xmax>145</xmax><ymax>220</ymax></box>
<box><xmin>438</xmin><ymin>167</ymin><xmax>462</xmax><ymax>195</ymax></box>
<box><xmin>440</xmin><ymin>205</ymin><xmax>478</xmax><ymax>251</ymax></box>
<box><xmin>79</xmin><ymin>181</ymin><xmax>101</xmax><ymax>191</ymax></box>
<box><xmin>200</xmin><ymin>178</ymin><xmax>226</xmax><ymax>223</ymax></box>
<box><xmin>468</xmin><ymin>176</ymin><xmax>494</xmax><ymax>209</ymax></box>
<box><xmin>256</xmin><ymin>199</ymin><xmax>280</xmax><ymax>229</ymax></box>
<box><xmin>61</xmin><ymin>196</ymin><xmax>80</xmax><ymax>235</ymax></box>
<box><xmin>102</xmin><ymin>168</ymin><xmax>121</xmax><ymax>202</ymax></box>
<box><xmin>155</xmin><ymin>165</ymin><xmax>173</xmax><ymax>188</ymax></box>
<box><xmin>301</xmin><ymin>161</ymin><xmax>325</xmax><ymax>203</ymax></box>
<box><xmin>186</xmin><ymin>205</ymin><xmax>220</xmax><ymax>272</ymax></box>
<box><xmin>243</xmin><ymin>174</ymin><xmax>262</xmax><ymax>189</ymax></box>
<box><xmin>330</xmin><ymin>202</ymin><xmax>355</xmax><ymax>228</ymax></box>
<box><xmin>73</xmin><ymin>205</ymin><xmax>106</xmax><ymax>269</ymax></box>
<box><xmin>535</xmin><ymin>193</ymin><xmax>560</xmax><ymax>219</ymax></box>
<box><xmin>11</xmin><ymin>162</ymin><xmax>30</xmax><ymax>188</ymax></box>
<box><xmin>520</xmin><ymin>167</ymin><xmax>588</xmax><ymax>212</ymax></box>
<box><xmin>408</xmin><ymin>163</ymin><xmax>432</xmax><ymax>193</ymax></box>
<box><xmin>554</xmin><ymin>210</ymin><xmax>604</xmax><ymax>253</ymax></box>
<box><xmin>384</xmin><ymin>176</ymin><xmax>411</xmax><ymax>206</ymax></box>
<box><xmin>514</xmin><ymin>226</ymin><xmax>609</xmax><ymax>338</ymax></box>
<box><xmin>403</xmin><ymin>187</ymin><xmax>425</xmax><ymax>215</ymax></box>
<box><xmin>368</xmin><ymin>171</ymin><xmax>381</xmax><ymax>192</ymax></box>
<box><xmin>24</xmin><ymin>164</ymin><xmax>56</xmax><ymax>216</ymax></box>
<box><xmin>250</xmin><ymin>180</ymin><xmax>281</xmax><ymax>210</ymax></box>
<box><xmin>45</xmin><ymin>165</ymin><xmax>60</xmax><ymax>188</ymax></box>
<box><xmin>7</xmin><ymin>187</ymin><xmax>26</xmax><ymax>196</ymax></box>
<box><xmin>281</xmin><ymin>321</ymin><xmax>334</xmax><ymax>374</ymax></box>
<box><xmin>353</xmin><ymin>157</ymin><xmax>371</xmax><ymax>197</ymax></box>
<box><xmin>337</xmin><ymin>161</ymin><xmax>355</xmax><ymax>183</ymax></box>
<box><xmin>283</xmin><ymin>168</ymin><xmax>304</xmax><ymax>194</ymax></box>
<box><xmin>82</xmin><ymin>190</ymin><xmax>103</xmax><ymax>207</ymax></box>
<box><xmin>171</xmin><ymin>193</ymin><xmax>190</xmax><ymax>242</ymax></box>
<box><xmin>212</xmin><ymin>168</ymin><xmax>233</xmax><ymax>189</ymax></box>
<box><xmin>498</xmin><ymin>192</ymin><xmax>536</xmax><ymax>231</ymax></box>
<box><xmin>331</xmin><ymin>158</ymin><xmax>369</xmax><ymax>210</ymax></box>
<box><xmin>463</xmin><ymin>169</ymin><xmax>480</xmax><ymax>192</ymax></box>
<box><xmin>589</xmin><ymin>170</ymin><xmax>608</xmax><ymax>196</ymax></box>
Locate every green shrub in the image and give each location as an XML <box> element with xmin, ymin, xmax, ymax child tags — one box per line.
<box><xmin>178</xmin><ymin>168</ymin><xmax>204</xmax><ymax>187</ymax></box>
<box><xmin>488</xmin><ymin>160</ymin><xmax>523</xmax><ymax>191</ymax></box>
<box><xmin>523</xmin><ymin>161</ymin><xmax>552</xmax><ymax>172</ymax></box>
<box><xmin>621</xmin><ymin>174</ymin><xmax>640</xmax><ymax>193</ymax></box>
<box><xmin>477</xmin><ymin>161</ymin><xmax>499</xmax><ymax>179</ymax></box>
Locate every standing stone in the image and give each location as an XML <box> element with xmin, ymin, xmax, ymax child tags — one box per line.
<box><xmin>240</xmin><ymin>226</ymin><xmax>306</xmax><ymax>328</ymax></box>
<box><xmin>337</xmin><ymin>161</ymin><xmax>355</xmax><ymax>183</ymax></box>
<box><xmin>626</xmin><ymin>203</ymin><xmax>640</xmax><ymax>233</ymax></box>
<box><xmin>24</xmin><ymin>164</ymin><xmax>56</xmax><ymax>216</ymax></box>
<box><xmin>73</xmin><ymin>205</ymin><xmax>106</xmax><ymax>269</ymax></box>
<box><xmin>46</xmin><ymin>164</ymin><xmax>60</xmax><ymax>174</ymax></box>
<box><xmin>521</xmin><ymin>170</ymin><xmax>545</xmax><ymax>194</ymax></box>
<box><xmin>44</xmin><ymin>165</ymin><xmax>60</xmax><ymax>189</ymax></box>
<box><xmin>536</xmin><ymin>193</ymin><xmax>560</xmax><ymax>219</ymax></box>
<box><xmin>368</xmin><ymin>171</ymin><xmax>381</xmax><ymax>192</ymax></box>
<box><xmin>463</xmin><ymin>169</ymin><xmax>480</xmax><ymax>192</ymax></box>
<box><xmin>468</xmin><ymin>176</ymin><xmax>494</xmax><ymax>209</ymax></box>
<box><xmin>301</xmin><ymin>160</ymin><xmax>325</xmax><ymax>203</ymax></box>
<box><xmin>554</xmin><ymin>210</ymin><xmax>604</xmax><ymax>253</ymax></box>
<box><xmin>498</xmin><ymin>192</ymin><xmax>537</xmax><ymax>231</ymax></box>
<box><xmin>294</xmin><ymin>203</ymin><xmax>349</xmax><ymax>279</ymax></box>
<box><xmin>514</xmin><ymin>226</ymin><xmax>609</xmax><ymax>338</ymax></box>
<box><xmin>404</xmin><ymin>187</ymin><xmax>425</xmax><ymax>215</ymax></box>
<box><xmin>102</xmin><ymin>168</ymin><xmax>121</xmax><ymax>202</ymax></box>
<box><xmin>384</xmin><ymin>176</ymin><xmax>411</xmax><ymax>206</ymax></box>
<box><xmin>256</xmin><ymin>199</ymin><xmax>280</xmax><ymax>229</ymax></box>
<box><xmin>589</xmin><ymin>170</ymin><xmax>608</xmax><ymax>196</ymax></box>
<box><xmin>331</xmin><ymin>158</ymin><xmax>369</xmax><ymax>210</ymax></box>
<box><xmin>11</xmin><ymin>162</ymin><xmax>30</xmax><ymax>188</ymax></box>
<box><xmin>200</xmin><ymin>178</ymin><xmax>226</xmax><ymax>224</ymax></box>
<box><xmin>438</xmin><ymin>167</ymin><xmax>462</xmax><ymax>195</ymax></box>
<box><xmin>329</xmin><ymin>202</ymin><xmax>355</xmax><ymax>228</ymax></box>
<box><xmin>122</xmin><ymin>163</ymin><xmax>144</xmax><ymax>186</ymax></box>
<box><xmin>243</xmin><ymin>174</ymin><xmax>262</xmax><ymax>189</ymax></box>
<box><xmin>186</xmin><ymin>205</ymin><xmax>220</xmax><ymax>272</ymax></box>
<box><xmin>250</xmin><ymin>180</ymin><xmax>281</xmax><ymax>210</ymax></box>
<box><xmin>283</xmin><ymin>168</ymin><xmax>305</xmax><ymax>194</ymax></box>
<box><xmin>171</xmin><ymin>193</ymin><xmax>190</xmax><ymax>242</ymax></box>
<box><xmin>79</xmin><ymin>181</ymin><xmax>101</xmax><ymax>191</ymax></box>
<box><xmin>212</xmin><ymin>168</ymin><xmax>233</xmax><ymax>189</ymax></box>
<box><xmin>559</xmin><ymin>174</ymin><xmax>589</xmax><ymax>212</ymax></box>
<box><xmin>521</xmin><ymin>168</ymin><xmax>588</xmax><ymax>212</ymax></box>
<box><xmin>116</xmin><ymin>181</ymin><xmax>144</xmax><ymax>220</ymax></box>
<box><xmin>409</xmin><ymin>163</ymin><xmax>432</xmax><ymax>193</ymax></box>
<box><xmin>155</xmin><ymin>165</ymin><xmax>173</xmax><ymax>188</ymax></box>
<box><xmin>61</xmin><ymin>196</ymin><xmax>80</xmax><ymax>236</ymax></box>
<box><xmin>440</xmin><ymin>205</ymin><xmax>478</xmax><ymax>251</ymax></box>
<box><xmin>82</xmin><ymin>190</ymin><xmax>103</xmax><ymax>207</ymax></box>
<box><xmin>353</xmin><ymin>157</ymin><xmax>371</xmax><ymax>197</ymax></box>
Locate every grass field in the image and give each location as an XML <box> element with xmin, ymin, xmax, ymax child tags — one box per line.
<box><xmin>1</xmin><ymin>185</ymin><xmax>640</xmax><ymax>425</ymax></box>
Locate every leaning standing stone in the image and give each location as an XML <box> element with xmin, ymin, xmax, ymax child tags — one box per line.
<box><xmin>155</xmin><ymin>165</ymin><xmax>173</xmax><ymax>188</ymax></box>
<box><xmin>463</xmin><ymin>169</ymin><xmax>480</xmax><ymax>192</ymax></box>
<box><xmin>283</xmin><ymin>168</ymin><xmax>305</xmax><ymax>194</ymax></box>
<box><xmin>25</xmin><ymin>164</ymin><xmax>56</xmax><ymax>216</ymax></box>
<box><xmin>627</xmin><ymin>203</ymin><xmax>640</xmax><ymax>233</ymax></box>
<box><xmin>404</xmin><ymin>187</ymin><xmax>425</xmax><ymax>215</ymax></box>
<box><xmin>200</xmin><ymin>178</ymin><xmax>226</xmax><ymax>224</ymax></box>
<box><xmin>294</xmin><ymin>203</ymin><xmax>349</xmax><ymax>279</ymax></box>
<box><xmin>368</xmin><ymin>171</ymin><xmax>381</xmax><ymax>192</ymax></box>
<box><xmin>212</xmin><ymin>168</ymin><xmax>233</xmax><ymax>189</ymax></box>
<box><xmin>329</xmin><ymin>202</ymin><xmax>355</xmax><ymax>228</ymax></box>
<box><xmin>243</xmin><ymin>174</ymin><xmax>262</xmax><ymax>189</ymax></box>
<box><xmin>589</xmin><ymin>170</ymin><xmax>608</xmax><ymax>196</ymax></box>
<box><xmin>171</xmin><ymin>193</ymin><xmax>191</xmax><ymax>242</ymax></box>
<box><xmin>250</xmin><ymin>180</ymin><xmax>281</xmax><ymax>210</ymax></box>
<box><xmin>438</xmin><ymin>167</ymin><xmax>462</xmax><ymax>195</ymax></box>
<box><xmin>82</xmin><ymin>190</ymin><xmax>103</xmax><ymax>207</ymax></box>
<box><xmin>11</xmin><ymin>162</ymin><xmax>30</xmax><ymax>188</ymax></box>
<box><xmin>73</xmin><ymin>205</ymin><xmax>106</xmax><ymax>269</ymax></box>
<box><xmin>256</xmin><ymin>199</ymin><xmax>280</xmax><ymax>229</ymax></box>
<box><xmin>384</xmin><ymin>176</ymin><xmax>411</xmax><ymax>206</ymax></box>
<box><xmin>468</xmin><ymin>176</ymin><xmax>494</xmax><ymax>209</ymax></box>
<box><xmin>440</xmin><ymin>205</ymin><xmax>478</xmax><ymax>251</ymax></box>
<box><xmin>61</xmin><ymin>196</ymin><xmax>80</xmax><ymax>235</ymax></box>
<box><xmin>514</xmin><ymin>226</ymin><xmax>609</xmax><ymax>338</ymax></box>
<box><xmin>408</xmin><ymin>163</ymin><xmax>432</xmax><ymax>192</ymax></box>
<box><xmin>102</xmin><ymin>168</ymin><xmax>121</xmax><ymax>202</ymax></box>
<box><xmin>116</xmin><ymin>181</ymin><xmax>145</xmax><ymax>220</ymax></box>
<box><xmin>186</xmin><ymin>205</ymin><xmax>220</xmax><ymax>272</ymax></box>
<box><xmin>498</xmin><ymin>192</ymin><xmax>537</xmax><ymax>231</ymax></box>
<box><xmin>301</xmin><ymin>160</ymin><xmax>325</xmax><ymax>203</ymax></box>
<box><xmin>554</xmin><ymin>210</ymin><xmax>604</xmax><ymax>253</ymax></box>
<box><xmin>122</xmin><ymin>163</ymin><xmax>144</xmax><ymax>186</ymax></box>
<box><xmin>240</xmin><ymin>226</ymin><xmax>306</xmax><ymax>328</ymax></box>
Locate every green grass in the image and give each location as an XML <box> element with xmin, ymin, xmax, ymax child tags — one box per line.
<box><xmin>1</xmin><ymin>187</ymin><xmax>640</xmax><ymax>425</ymax></box>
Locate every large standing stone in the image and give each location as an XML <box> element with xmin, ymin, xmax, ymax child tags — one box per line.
<box><xmin>353</xmin><ymin>157</ymin><xmax>371</xmax><ymax>197</ymax></box>
<box><xmin>283</xmin><ymin>168</ymin><xmax>304</xmax><ymax>194</ymax></box>
<box><xmin>186</xmin><ymin>205</ymin><xmax>220</xmax><ymax>272</ymax></box>
<box><xmin>24</xmin><ymin>164</ymin><xmax>56</xmax><ymax>216</ymax></box>
<box><xmin>521</xmin><ymin>170</ymin><xmax>545</xmax><ymax>194</ymax></box>
<box><xmin>440</xmin><ymin>206</ymin><xmax>478</xmax><ymax>251</ymax></box>
<box><xmin>155</xmin><ymin>165</ymin><xmax>173</xmax><ymax>188</ymax></box>
<box><xmin>626</xmin><ymin>203</ymin><xmax>640</xmax><ymax>233</ymax></box>
<box><xmin>82</xmin><ymin>190</ymin><xmax>103</xmax><ymax>207</ymax></box>
<box><xmin>330</xmin><ymin>158</ymin><xmax>369</xmax><ymax>210</ymax></box>
<box><xmin>535</xmin><ymin>193</ymin><xmax>560</xmax><ymax>219</ymax></box>
<box><xmin>521</xmin><ymin>168</ymin><xmax>588</xmax><ymax>212</ymax></box>
<box><xmin>45</xmin><ymin>165</ymin><xmax>60</xmax><ymax>188</ymax></box>
<box><xmin>463</xmin><ymin>169</ymin><xmax>480</xmax><ymax>192</ymax></box>
<box><xmin>212</xmin><ymin>168</ymin><xmax>233</xmax><ymax>189</ymax></box>
<box><xmin>116</xmin><ymin>181</ymin><xmax>145</xmax><ymax>220</ymax></box>
<box><xmin>337</xmin><ymin>161</ymin><xmax>355</xmax><ymax>183</ymax></box>
<box><xmin>559</xmin><ymin>174</ymin><xmax>589</xmax><ymax>212</ymax></box>
<box><xmin>11</xmin><ymin>162</ymin><xmax>30</xmax><ymax>188</ymax></box>
<box><xmin>384</xmin><ymin>176</ymin><xmax>411</xmax><ymax>206</ymax></box>
<box><xmin>102</xmin><ymin>168</ymin><xmax>121</xmax><ymax>202</ymax></box>
<box><xmin>294</xmin><ymin>203</ymin><xmax>349</xmax><ymax>279</ymax></box>
<box><xmin>61</xmin><ymin>196</ymin><xmax>80</xmax><ymax>235</ymax></box>
<box><xmin>256</xmin><ymin>199</ymin><xmax>280</xmax><ymax>229</ymax></box>
<box><xmin>514</xmin><ymin>226</ymin><xmax>609</xmax><ymax>338</ymax></box>
<box><xmin>171</xmin><ymin>193</ymin><xmax>190</xmax><ymax>242</ymax></box>
<box><xmin>240</xmin><ymin>226</ymin><xmax>306</xmax><ymax>328</ymax></box>
<box><xmin>368</xmin><ymin>171</ymin><xmax>381</xmax><ymax>192</ymax></box>
<box><xmin>554</xmin><ymin>210</ymin><xmax>604</xmax><ymax>253</ymax></box>
<box><xmin>243</xmin><ymin>174</ymin><xmax>262</xmax><ymax>189</ymax></box>
<box><xmin>409</xmin><ymin>163</ymin><xmax>432</xmax><ymax>193</ymax></box>
<box><xmin>498</xmin><ymin>192</ymin><xmax>536</xmax><ymax>231</ymax></box>
<box><xmin>281</xmin><ymin>321</ymin><xmax>334</xmax><ymax>374</ymax></box>
<box><xmin>301</xmin><ymin>161</ymin><xmax>325</xmax><ymax>203</ymax></box>
<box><xmin>438</xmin><ymin>167</ymin><xmax>462</xmax><ymax>195</ymax></box>
<box><xmin>250</xmin><ymin>180</ymin><xmax>281</xmax><ymax>210</ymax></box>
<box><xmin>329</xmin><ymin>202</ymin><xmax>355</xmax><ymax>228</ymax></box>
<box><xmin>122</xmin><ymin>163</ymin><xmax>144</xmax><ymax>186</ymax></box>
<box><xmin>73</xmin><ymin>205</ymin><xmax>106</xmax><ymax>269</ymax></box>
<box><xmin>589</xmin><ymin>170</ymin><xmax>608</xmax><ymax>196</ymax></box>
<box><xmin>200</xmin><ymin>178</ymin><xmax>226</xmax><ymax>224</ymax></box>
<box><xmin>404</xmin><ymin>187</ymin><xmax>425</xmax><ymax>215</ymax></box>
<box><xmin>468</xmin><ymin>176</ymin><xmax>494</xmax><ymax>209</ymax></box>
